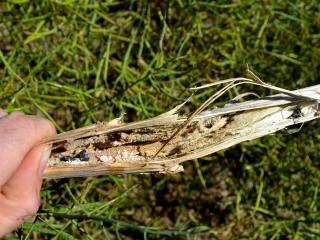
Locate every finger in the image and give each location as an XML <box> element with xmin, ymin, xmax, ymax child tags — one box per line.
<box><xmin>0</xmin><ymin>144</ymin><xmax>52</xmax><ymax>235</ymax></box>
<box><xmin>0</xmin><ymin>112</ymin><xmax>55</xmax><ymax>236</ymax></box>
<box><xmin>2</xmin><ymin>144</ymin><xmax>51</xmax><ymax>202</ymax></box>
<box><xmin>0</xmin><ymin>145</ymin><xmax>50</xmax><ymax>236</ymax></box>
<box><xmin>0</xmin><ymin>108</ymin><xmax>7</xmax><ymax>118</ymax></box>
<box><xmin>0</xmin><ymin>112</ymin><xmax>56</xmax><ymax>186</ymax></box>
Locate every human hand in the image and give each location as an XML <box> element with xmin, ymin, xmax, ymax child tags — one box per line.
<box><xmin>0</xmin><ymin>109</ymin><xmax>56</xmax><ymax>236</ymax></box>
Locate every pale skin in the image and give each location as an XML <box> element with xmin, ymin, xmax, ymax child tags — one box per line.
<box><xmin>0</xmin><ymin>109</ymin><xmax>56</xmax><ymax>236</ymax></box>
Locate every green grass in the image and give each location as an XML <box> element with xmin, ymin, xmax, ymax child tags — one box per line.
<box><xmin>1</xmin><ymin>0</ymin><xmax>320</xmax><ymax>239</ymax></box>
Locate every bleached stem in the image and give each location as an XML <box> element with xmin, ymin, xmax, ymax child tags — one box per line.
<box><xmin>43</xmin><ymin>82</ymin><xmax>320</xmax><ymax>178</ymax></box>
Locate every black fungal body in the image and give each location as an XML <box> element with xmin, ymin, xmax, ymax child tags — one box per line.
<box><xmin>60</xmin><ymin>150</ymin><xmax>89</xmax><ymax>162</ymax></box>
<box><xmin>78</xmin><ymin>150</ymin><xmax>89</xmax><ymax>161</ymax></box>
<box><xmin>61</xmin><ymin>156</ymin><xmax>76</xmax><ymax>162</ymax></box>
<box><xmin>290</xmin><ymin>106</ymin><xmax>303</xmax><ymax>119</ymax></box>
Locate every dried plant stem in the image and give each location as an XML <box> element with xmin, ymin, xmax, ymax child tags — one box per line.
<box><xmin>42</xmin><ymin>80</ymin><xmax>320</xmax><ymax>178</ymax></box>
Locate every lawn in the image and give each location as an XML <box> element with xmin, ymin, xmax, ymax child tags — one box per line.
<box><xmin>1</xmin><ymin>0</ymin><xmax>320</xmax><ymax>239</ymax></box>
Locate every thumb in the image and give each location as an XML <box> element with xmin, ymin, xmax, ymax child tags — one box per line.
<box><xmin>0</xmin><ymin>112</ymin><xmax>55</xmax><ymax>236</ymax></box>
<box><xmin>0</xmin><ymin>112</ymin><xmax>55</xmax><ymax>185</ymax></box>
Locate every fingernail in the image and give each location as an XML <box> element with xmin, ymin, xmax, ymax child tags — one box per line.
<box><xmin>39</xmin><ymin>145</ymin><xmax>52</xmax><ymax>177</ymax></box>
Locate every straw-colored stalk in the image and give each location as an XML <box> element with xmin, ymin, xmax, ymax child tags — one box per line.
<box><xmin>41</xmin><ymin>77</ymin><xmax>320</xmax><ymax>178</ymax></box>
